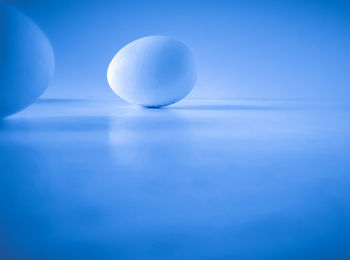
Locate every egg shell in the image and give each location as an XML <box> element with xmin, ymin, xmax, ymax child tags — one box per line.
<box><xmin>0</xmin><ymin>3</ymin><xmax>54</xmax><ymax>118</ymax></box>
<box><xmin>107</xmin><ymin>36</ymin><xmax>197</xmax><ymax>108</ymax></box>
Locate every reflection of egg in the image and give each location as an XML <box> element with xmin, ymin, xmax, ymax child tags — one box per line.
<box><xmin>0</xmin><ymin>4</ymin><xmax>54</xmax><ymax>118</ymax></box>
<box><xmin>107</xmin><ymin>36</ymin><xmax>197</xmax><ymax>108</ymax></box>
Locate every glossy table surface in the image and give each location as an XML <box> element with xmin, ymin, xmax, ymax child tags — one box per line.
<box><xmin>0</xmin><ymin>98</ymin><xmax>350</xmax><ymax>259</ymax></box>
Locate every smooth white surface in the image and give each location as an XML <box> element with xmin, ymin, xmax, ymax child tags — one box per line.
<box><xmin>107</xmin><ymin>36</ymin><xmax>197</xmax><ymax>107</ymax></box>
<box><xmin>0</xmin><ymin>3</ymin><xmax>54</xmax><ymax>118</ymax></box>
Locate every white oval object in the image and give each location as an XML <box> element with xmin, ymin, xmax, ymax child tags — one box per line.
<box><xmin>0</xmin><ymin>3</ymin><xmax>54</xmax><ymax>118</ymax></box>
<box><xmin>107</xmin><ymin>36</ymin><xmax>197</xmax><ymax>108</ymax></box>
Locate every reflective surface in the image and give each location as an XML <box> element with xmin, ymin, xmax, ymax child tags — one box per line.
<box><xmin>0</xmin><ymin>98</ymin><xmax>350</xmax><ymax>259</ymax></box>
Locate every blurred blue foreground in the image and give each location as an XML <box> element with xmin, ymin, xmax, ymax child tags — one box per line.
<box><xmin>0</xmin><ymin>98</ymin><xmax>350</xmax><ymax>259</ymax></box>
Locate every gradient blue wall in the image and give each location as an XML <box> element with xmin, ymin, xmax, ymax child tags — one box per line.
<box><xmin>6</xmin><ymin>0</ymin><xmax>350</xmax><ymax>101</ymax></box>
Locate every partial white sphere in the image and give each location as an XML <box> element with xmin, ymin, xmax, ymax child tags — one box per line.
<box><xmin>107</xmin><ymin>36</ymin><xmax>197</xmax><ymax>107</ymax></box>
<box><xmin>0</xmin><ymin>4</ymin><xmax>54</xmax><ymax>118</ymax></box>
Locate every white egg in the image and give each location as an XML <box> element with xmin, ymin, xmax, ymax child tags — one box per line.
<box><xmin>107</xmin><ymin>36</ymin><xmax>197</xmax><ymax>108</ymax></box>
<box><xmin>0</xmin><ymin>3</ymin><xmax>54</xmax><ymax>118</ymax></box>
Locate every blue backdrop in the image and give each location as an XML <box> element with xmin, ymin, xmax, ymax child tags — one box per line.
<box><xmin>2</xmin><ymin>1</ymin><xmax>350</xmax><ymax>259</ymax></box>
<box><xmin>6</xmin><ymin>0</ymin><xmax>350</xmax><ymax>101</ymax></box>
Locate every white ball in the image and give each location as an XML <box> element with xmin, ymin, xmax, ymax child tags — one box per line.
<box><xmin>107</xmin><ymin>36</ymin><xmax>197</xmax><ymax>108</ymax></box>
<box><xmin>0</xmin><ymin>4</ymin><xmax>54</xmax><ymax>118</ymax></box>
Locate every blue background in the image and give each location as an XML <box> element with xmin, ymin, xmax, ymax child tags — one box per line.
<box><xmin>6</xmin><ymin>0</ymin><xmax>350</xmax><ymax>101</ymax></box>
<box><xmin>1</xmin><ymin>1</ymin><xmax>350</xmax><ymax>259</ymax></box>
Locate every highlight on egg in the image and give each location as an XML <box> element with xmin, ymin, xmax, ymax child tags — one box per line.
<box><xmin>107</xmin><ymin>36</ymin><xmax>197</xmax><ymax>108</ymax></box>
<box><xmin>0</xmin><ymin>3</ymin><xmax>55</xmax><ymax>118</ymax></box>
